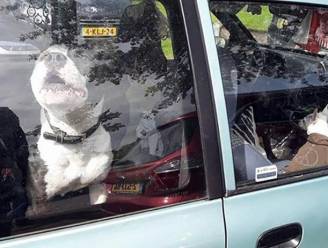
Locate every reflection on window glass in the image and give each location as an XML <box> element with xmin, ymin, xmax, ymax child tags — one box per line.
<box><xmin>0</xmin><ymin>0</ymin><xmax>205</xmax><ymax>239</ymax></box>
<box><xmin>210</xmin><ymin>1</ymin><xmax>328</xmax><ymax>185</ymax></box>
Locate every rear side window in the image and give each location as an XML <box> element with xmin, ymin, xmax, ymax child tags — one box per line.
<box><xmin>209</xmin><ymin>1</ymin><xmax>328</xmax><ymax>186</ymax></box>
<box><xmin>0</xmin><ymin>0</ymin><xmax>206</xmax><ymax>239</ymax></box>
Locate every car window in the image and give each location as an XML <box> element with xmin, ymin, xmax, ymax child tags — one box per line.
<box><xmin>209</xmin><ymin>1</ymin><xmax>328</xmax><ymax>186</ymax></box>
<box><xmin>0</xmin><ymin>0</ymin><xmax>206</xmax><ymax>239</ymax></box>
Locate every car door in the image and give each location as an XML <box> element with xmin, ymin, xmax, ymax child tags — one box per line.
<box><xmin>0</xmin><ymin>0</ymin><xmax>227</xmax><ymax>247</ymax></box>
<box><xmin>199</xmin><ymin>0</ymin><xmax>328</xmax><ymax>247</ymax></box>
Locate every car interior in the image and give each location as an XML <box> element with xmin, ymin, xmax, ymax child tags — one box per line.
<box><xmin>211</xmin><ymin>2</ymin><xmax>328</xmax><ymax>184</ymax></box>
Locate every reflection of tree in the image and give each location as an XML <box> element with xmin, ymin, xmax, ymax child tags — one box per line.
<box><xmin>268</xmin><ymin>4</ymin><xmax>308</xmax><ymax>46</ymax></box>
<box><xmin>213</xmin><ymin>5</ymin><xmax>328</xmax><ymax>134</ymax></box>
<box><xmin>3</xmin><ymin>0</ymin><xmax>193</xmax><ymax>108</ymax></box>
<box><xmin>99</xmin><ymin>109</ymin><xmax>125</xmax><ymax>132</ymax></box>
<box><xmin>144</xmin><ymin>50</ymin><xmax>194</xmax><ymax>109</ymax></box>
<box><xmin>0</xmin><ymin>0</ymin><xmax>51</xmax><ymax>41</ymax></box>
<box><xmin>51</xmin><ymin>0</ymin><xmax>77</xmax><ymax>45</ymax></box>
<box><xmin>3</xmin><ymin>0</ymin><xmax>194</xmax><ymax>137</ymax></box>
<box><xmin>231</xmin><ymin>43</ymin><xmax>328</xmax><ymax>85</ymax></box>
<box><xmin>19</xmin><ymin>30</ymin><xmax>45</xmax><ymax>41</ymax></box>
<box><xmin>80</xmin><ymin>0</ymin><xmax>168</xmax><ymax>87</ymax></box>
<box><xmin>0</xmin><ymin>2</ymin><xmax>20</xmax><ymax>12</ymax></box>
<box><xmin>40</xmin><ymin>0</ymin><xmax>192</xmax><ymax>109</ymax></box>
<box><xmin>87</xmin><ymin>1</ymin><xmax>193</xmax><ymax>108</ymax></box>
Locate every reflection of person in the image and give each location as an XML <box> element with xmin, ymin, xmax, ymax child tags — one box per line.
<box><xmin>136</xmin><ymin>111</ymin><xmax>163</xmax><ymax>157</ymax></box>
<box><xmin>315</xmin><ymin>12</ymin><xmax>328</xmax><ymax>49</ymax></box>
<box><xmin>0</xmin><ymin>107</ymin><xmax>29</xmax><ymax>238</ymax></box>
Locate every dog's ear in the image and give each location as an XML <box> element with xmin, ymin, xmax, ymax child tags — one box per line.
<box><xmin>318</xmin><ymin>105</ymin><xmax>328</xmax><ymax>122</ymax></box>
<box><xmin>311</xmin><ymin>108</ymin><xmax>318</xmax><ymax>122</ymax></box>
<box><xmin>93</xmin><ymin>97</ymin><xmax>104</xmax><ymax>117</ymax></box>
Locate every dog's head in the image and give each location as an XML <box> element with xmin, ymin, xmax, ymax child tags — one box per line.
<box><xmin>306</xmin><ymin>106</ymin><xmax>328</xmax><ymax>136</ymax></box>
<box><xmin>31</xmin><ymin>45</ymin><xmax>90</xmax><ymax>113</ymax></box>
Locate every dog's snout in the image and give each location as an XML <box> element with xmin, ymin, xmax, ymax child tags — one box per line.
<box><xmin>42</xmin><ymin>52</ymin><xmax>67</xmax><ymax>68</ymax></box>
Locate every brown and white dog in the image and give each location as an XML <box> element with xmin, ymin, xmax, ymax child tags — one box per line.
<box><xmin>30</xmin><ymin>45</ymin><xmax>112</xmax><ymax>203</ymax></box>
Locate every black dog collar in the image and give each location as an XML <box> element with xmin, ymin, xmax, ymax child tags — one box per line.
<box><xmin>43</xmin><ymin>109</ymin><xmax>101</xmax><ymax>144</ymax></box>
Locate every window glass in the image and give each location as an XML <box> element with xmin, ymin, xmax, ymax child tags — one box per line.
<box><xmin>210</xmin><ymin>1</ymin><xmax>328</xmax><ymax>186</ymax></box>
<box><xmin>0</xmin><ymin>0</ymin><xmax>205</xmax><ymax>238</ymax></box>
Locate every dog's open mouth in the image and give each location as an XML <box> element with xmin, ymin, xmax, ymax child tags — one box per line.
<box><xmin>40</xmin><ymin>74</ymin><xmax>86</xmax><ymax>97</ymax></box>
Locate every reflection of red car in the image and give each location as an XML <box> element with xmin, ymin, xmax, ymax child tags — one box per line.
<box><xmin>101</xmin><ymin>112</ymin><xmax>205</xmax><ymax>214</ymax></box>
<box><xmin>298</xmin><ymin>11</ymin><xmax>328</xmax><ymax>53</ymax></box>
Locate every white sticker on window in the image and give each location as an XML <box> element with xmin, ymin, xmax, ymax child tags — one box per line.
<box><xmin>255</xmin><ymin>165</ymin><xmax>278</xmax><ymax>182</ymax></box>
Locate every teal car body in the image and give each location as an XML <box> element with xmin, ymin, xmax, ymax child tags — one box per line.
<box><xmin>1</xmin><ymin>0</ymin><xmax>328</xmax><ymax>247</ymax></box>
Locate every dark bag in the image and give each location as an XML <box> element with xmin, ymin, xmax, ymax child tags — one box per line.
<box><xmin>0</xmin><ymin>137</ymin><xmax>27</xmax><ymax>222</ymax></box>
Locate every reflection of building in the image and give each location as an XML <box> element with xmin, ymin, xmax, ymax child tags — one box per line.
<box><xmin>0</xmin><ymin>41</ymin><xmax>40</xmax><ymax>55</ymax></box>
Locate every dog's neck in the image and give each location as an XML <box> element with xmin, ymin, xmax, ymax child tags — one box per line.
<box><xmin>307</xmin><ymin>113</ymin><xmax>328</xmax><ymax>138</ymax></box>
<box><xmin>42</xmin><ymin>104</ymin><xmax>100</xmax><ymax>136</ymax></box>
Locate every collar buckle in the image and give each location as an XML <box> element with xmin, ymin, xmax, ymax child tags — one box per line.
<box><xmin>55</xmin><ymin>130</ymin><xmax>67</xmax><ymax>144</ymax></box>
<box><xmin>81</xmin><ymin>133</ymin><xmax>87</xmax><ymax>141</ymax></box>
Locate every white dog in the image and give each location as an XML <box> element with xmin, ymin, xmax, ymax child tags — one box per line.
<box><xmin>30</xmin><ymin>45</ymin><xmax>112</xmax><ymax>202</ymax></box>
<box><xmin>300</xmin><ymin>106</ymin><xmax>328</xmax><ymax>137</ymax></box>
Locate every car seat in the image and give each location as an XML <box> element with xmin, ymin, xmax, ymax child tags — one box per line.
<box><xmin>231</xmin><ymin>110</ymin><xmax>289</xmax><ymax>183</ymax></box>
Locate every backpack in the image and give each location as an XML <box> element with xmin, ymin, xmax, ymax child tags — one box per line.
<box><xmin>0</xmin><ymin>137</ymin><xmax>26</xmax><ymax>222</ymax></box>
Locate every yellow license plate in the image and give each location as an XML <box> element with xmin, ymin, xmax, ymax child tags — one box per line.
<box><xmin>82</xmin><ymin>27</ymin><xmax>117</xmax><ymax>37</ymax></box>
<box><xmin>111</xmin><ymin>183</ymin><xmax>142</xmax><ymax>194</ymax></box>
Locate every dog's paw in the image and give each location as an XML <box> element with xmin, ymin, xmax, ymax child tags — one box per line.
<box><xmin>89</xmin><ymin>183</ymin><xmax>107</xmax><ymax>205</ymax></box>
<box><xmin>81</xmin><ymin>153</ymin><xmax>112</xmax><ymax>185</ymax></box>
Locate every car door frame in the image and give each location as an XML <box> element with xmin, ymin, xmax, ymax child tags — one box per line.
<box><xmin>196</xmin><ymin>0</ymin><xmax>328</xmax><ymax>195</ymax></box>
<box><xmin>0</xmin><ymin>0</ymin><xmax>228</xmax><ymax>246</ymax></box>
<box><xmin>196</xmin><ymin>0</ymin><xmax>328</xmax><ymax>247</ymax></box>
<box><xmin>178</xmin><ymin>0</ymin><xmax>227</xmax><ymax>200</ymax></box>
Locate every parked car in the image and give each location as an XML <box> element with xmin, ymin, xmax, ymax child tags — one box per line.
<box><xmin>1</xmin><ymin>0</ymin><xmax>328</xmax><ymax>248</ymax></box>
<box><xmin>101</xmin><ymin>112</ymin><xmax>205</xmax><ymax>214</ymax></box>
<box><xmin>0</xmin><ymin>41</ymin><xmax>40</xmax><ymax>56</ymax></box>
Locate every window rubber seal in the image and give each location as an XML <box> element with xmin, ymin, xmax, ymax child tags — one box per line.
<box><xmin>179</xmin><ymin>0</ymin><xmax>226</xmax><ymax>199</ymax></box>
